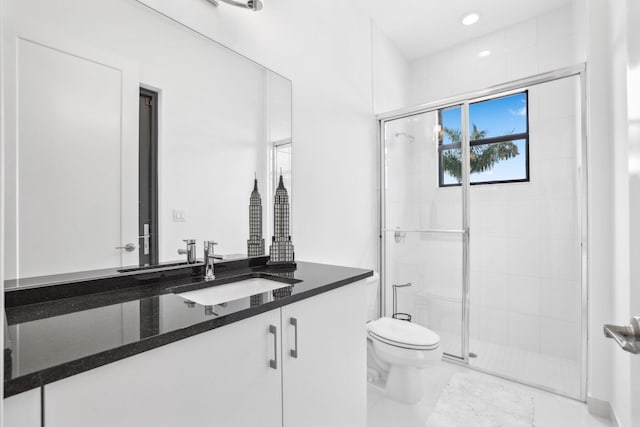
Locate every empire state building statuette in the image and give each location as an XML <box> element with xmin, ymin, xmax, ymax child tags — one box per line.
<box><xmin>268</xmin><ymin>174</ymin><xmax>295</xmax><ymax>267</ymax></box>
<box><xmin>247</xmin><ymin>178</ymin><xmax>265</xmax><ymax>256</ymax></box>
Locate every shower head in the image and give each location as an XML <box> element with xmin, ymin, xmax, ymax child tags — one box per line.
<box><xmin>395</xmin><ymin>132</ymin><xmax>415</xmax><ymax>143</ymax></box>
<box><xmin>206</xmin><ymin>0</ymin><xmax>263</xmax><ymax>11</ymax></box>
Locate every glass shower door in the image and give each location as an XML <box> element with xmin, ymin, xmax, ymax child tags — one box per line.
<box><xmin>467</xmin><ymin>75</ymin><xmax>584</xmax><ymax>399</ymax></box>
<box><xmin>382</xmin><ymin>106</ymin><xmax>467</xmax><ymax>359</ymax></box>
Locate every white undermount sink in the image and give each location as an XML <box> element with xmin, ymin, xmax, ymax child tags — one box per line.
<box><xmin>176</xmin><ymin>277</ymin><xmax>291</xmax><ymax>306</ymax></box>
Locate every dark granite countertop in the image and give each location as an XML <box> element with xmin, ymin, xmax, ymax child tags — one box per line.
<box><xmin>4</xmin><ymin>260</ymin><xmax>373</xmax><ymax>398</ymax></box>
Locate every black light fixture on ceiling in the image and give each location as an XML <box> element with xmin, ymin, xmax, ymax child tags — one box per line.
<box><xmin>205</xmin><ymin>0</ymin><xmax>263</xmax><ymax>11</ymax></box>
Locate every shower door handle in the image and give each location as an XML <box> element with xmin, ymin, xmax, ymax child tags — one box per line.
<box><xmin>603</xmin><ymin>316</ymin><xmax>640</xmax><ymax>355</ymax></box>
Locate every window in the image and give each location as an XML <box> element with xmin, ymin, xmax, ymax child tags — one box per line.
<box><xmin>438</xmin><ymin>91</ymin><xmax>529</xmax><ymax>187</ymax></box>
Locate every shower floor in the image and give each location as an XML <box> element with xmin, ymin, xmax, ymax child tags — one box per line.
<box><xmin>435</xmin><ymin>332</ymin><xmax>581</xmax><ymax>398</ymax></box>
<box><xmin>468</xmin><ymin>338</ymin><xmax>581</xmax><ymax>398</ymax></box>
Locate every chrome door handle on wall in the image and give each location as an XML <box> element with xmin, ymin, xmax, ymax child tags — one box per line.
<box><xmin>269</xmin><ymin>325</ymin><xmax>278</xmax><ymax>369</ymax></box>
<box><xmin>603</xmin><ymin>317</ymin><xmax>640</xmax><ymax>355</ymax></box>
<box><xmin>115</xmin><ymin>243</ymin><xmax>136</xmax><ymax>252</ymax></box>
<box><xmin>290</xmin><ymin>317</ymin><xmax>298</xmax><ymax>358</ymax></box>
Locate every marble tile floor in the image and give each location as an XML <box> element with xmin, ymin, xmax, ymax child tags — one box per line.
<box><xmin>367</xmin><ymin>362</ymin><xmax>612</xmax><ymax>427</ymax></box>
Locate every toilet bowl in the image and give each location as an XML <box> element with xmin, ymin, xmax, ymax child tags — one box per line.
<box><xmin>367</xmin><ymin>317</ymin><xmax>442</xmax><ymax>405</ymax></box>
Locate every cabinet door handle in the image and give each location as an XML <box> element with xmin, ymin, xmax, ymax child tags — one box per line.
<box><xmin>269</xmin><ymin>325</ymin><xmax>278</xmax><ymax>369</ymax></box>
<box><xmin>290</xmin><ymin>317</ymin><xmax>298</xmax><ymax>358</ymax></box>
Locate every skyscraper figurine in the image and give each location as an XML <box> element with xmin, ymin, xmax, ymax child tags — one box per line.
<box><xmin>268</xmin><ymin>174</ymin><xmax>295</xmax><ymax>267</ymax></box>
<box><xmin>247</xmin><ymin>178</ymin><xmax>265</xmax><ymax>257</ymax></box>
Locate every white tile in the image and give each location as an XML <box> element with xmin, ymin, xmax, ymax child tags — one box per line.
<box><xmin>509</xmin><ymin>275</ymin><xmax>541</xmax><ymax>316</ymax></box>
<box><xmin>481</xmin><ymin>271</ymin><xmax>509</xmax><ymax>310</ymax></box>
<box><xmin>479</xmin><ymin>307</ymin><xmax>509</xmax><ymax>345</ymax></box>
<box><xmin>542</xmin><ymin>199</ymin><xmax>580</xmax><ymax>240</ymax></box>
<box><xmin>508</xmin><ymin>312</ymin><xmax>541</xmax><ymax>353</ymax></box>
<box><xmin>472</xmin><ymin>200</ymin><xmax>509</xmax><ymax>238</ymax></box>
<box><xmin>537</xmin><ymin>5</ymin><xmax>575</xmax><ymax>44</ymax></box>
<box><xmin>540</xmin><ymin>278</ymin><xmax>581</xmax><ymax>322</ymax></box>
<box><xmin>477</xmin><ymin>53</ymin><xmax>508</xmax><ymax>89</ymax></box>
<box><xmin>481</xmin><ymin>237</ymin><xmax>510</xmax><ymax>273</ymax></box>
<box><xmin>537</xmin><ymin>157</ymin><xmax>578</xmax><ymax>201</ymax></box>
<box><xmin>506</xmin><ymin>45</ymin><xmax>538</xmax><ymax>81</ymax></box>
<box><xmin>450</xmin><ymin>42</ymin><xmax>480</xmax><ymax>95</ymax></box>
<box><xmin>531</xmin><ymin>115</ymin><xmax>579</xmax><ymax>161</ymax></box>
<box><xmin>540</xmin><ymin>318</ymin><xmax>581</xmax><ymax>360</ymax></box>
<box><xmin>504</xmin><ymin>18</ymin><xmax>538</xmax><ymax>52</ymax></box>
<box><xmin>430</xmin><ymin>298</ymin><xmax>463</xmax><ymax>337</ymax></box>
<box><xmin>469</xmin><ymin>301</ymin><xmax>482</xmax><ymax>337</ymax></box>
<box><xmin>426</xmin><ymin>50</ymin><xmax>453</xmax><ymax>101</ymax></box>
<box><xmin>508</xmin><ymin>238</ymin><xmax>543</xmax><ymax>277</ymax></box>
<box><xmin>539</xmin><ymin>36</ymin><xmax>579</xmax><ymax>73</ymax></box>
<box><xmin>476</xmin><ymin>30</ymin><xmax>507</xmax><ymax>56</ymax></box>
<box><xmin>529</xmin><ymin>77</ymin><xmax>580</xmax><ymax>121</ymax></box>
<box><xmin>508</xmin><ymin>199</ymin><xmax>544</xmax><ymax>238</ymax></box>
<box><xmin>469</xmin><ymin>235</ymin><xmax>483</xmax><ymax>272</ymax></box>
<box><xmin>540</xmin><ymin>238</ymin><xmax>581</xmax><ymax>281</ymax></box>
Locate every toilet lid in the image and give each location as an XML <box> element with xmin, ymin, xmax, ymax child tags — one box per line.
<box><xmin>368</xmin><ymin>317</ymin><xmax>440</xmax><ymax>350</ymax></box>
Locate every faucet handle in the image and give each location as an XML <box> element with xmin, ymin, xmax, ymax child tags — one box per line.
<box><xmin>204</xmin><ymin>241</ymin><xmax>218</xmax><ymax>256</ymax></box>
<box><xmin>178</xmin><ymin>239</ymin><xmax>198</xmax><ymax>263</ymax></box>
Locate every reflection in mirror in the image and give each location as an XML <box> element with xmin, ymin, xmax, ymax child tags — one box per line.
<box><xmin>2</xmin><ymin>0</ymin><xmax>292</xmax><ymax>287</ymax></box>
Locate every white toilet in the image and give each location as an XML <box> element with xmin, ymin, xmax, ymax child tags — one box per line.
<box><xmin>365</xmin><ymin>275</ymin><xmax>442</xmax><ymax>405</ymax></box>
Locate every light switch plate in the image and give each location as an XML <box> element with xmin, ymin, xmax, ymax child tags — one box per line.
<box><xmin>173</xmin><ymin>209</ymin><xmax>186</xmax><ymax>222</ymax></box>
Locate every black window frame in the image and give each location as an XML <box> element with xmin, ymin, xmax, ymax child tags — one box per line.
<box><xmin>438</xmin><ymin>91</ymin><xmax>530</xmax><ymax>187</ymax></box>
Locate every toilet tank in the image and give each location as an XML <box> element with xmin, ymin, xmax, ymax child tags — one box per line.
<box><xmin>365</xmin><ymin>272</ymin><xmax>380</xmax><ymax>322</ymax></box>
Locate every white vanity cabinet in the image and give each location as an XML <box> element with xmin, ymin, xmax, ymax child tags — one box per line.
<box><xmin>44</xmin><ymin>309</ymin><xmax>283</xmax><ymax>427</ymax></box>
<box><xmin>3</xmin><ymin>388</ymin><xmax>41</xmax><ymax>427</ymax></box>
<box><xmin>42</xmin><ymin>279</ymin><xmax>366</xmax><ymax>427</ymax></box>
<box><xmin>281</xmin><ymin>281</ymin><xmax>367</xmax><ymax>427</ymax></box>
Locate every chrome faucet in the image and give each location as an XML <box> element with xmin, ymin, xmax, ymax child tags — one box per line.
<box><xmin>178</xmin><ymin>239</ymin><xmax>197</xmax><ymax>264</ymax></box>
<box><xmin>204</xmin><ymin>241</ymin><xmax>222</xmax><ymax>281</ymax></box>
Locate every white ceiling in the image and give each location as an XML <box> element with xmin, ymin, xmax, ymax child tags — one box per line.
<box><xmin>366</xmin><ymin>0</ymin><xmax>574</xmax><ymax>60</ymax></box>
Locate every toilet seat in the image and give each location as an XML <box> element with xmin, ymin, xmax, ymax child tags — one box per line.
<box><xmin>367</xmin><ymin>317</ymin><xmax>440</xmax><ymax>351</ymax></box>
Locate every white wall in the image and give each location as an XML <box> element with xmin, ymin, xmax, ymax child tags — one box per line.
<box><xmin>137</xmin><ymin>0</ymin><xmax>408</xmax><ymax>270</ymax></box>
<box><xmin>371</xmin><ymin>23</ymin><xmax>409</xmax><ymax>114</ymax></box>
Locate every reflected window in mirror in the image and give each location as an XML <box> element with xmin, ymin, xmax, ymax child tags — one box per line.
<box><xmin>274</xmin><ymin>140</ymin><xmax>292</xmax><ymax>196</ymax></box>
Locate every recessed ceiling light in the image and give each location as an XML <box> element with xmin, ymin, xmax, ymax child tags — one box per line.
<box><xmin>478</xmin><ymin>50</ymin><xmax>491</xmax><ymax>58</ymax></box>
<box><xmin>461</xmin><ymin>13</ymin><xmax>480</xmax><ymax>26</ymax></box>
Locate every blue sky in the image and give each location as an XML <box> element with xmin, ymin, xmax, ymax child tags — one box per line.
<box><xmin>441</xmin><ymin>92</ymin><xmax>527</xmax><ymax>184</ymax></box>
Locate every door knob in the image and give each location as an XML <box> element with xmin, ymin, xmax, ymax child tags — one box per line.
<box><xmin>603</xmin><ymin>316</ymin><xmax>640</xmax><ymax>355</ymax></box>
<box><xmin>115</xmin><ymin>243</ymin><xmax>136</xmax><ymax>252</ymax></box>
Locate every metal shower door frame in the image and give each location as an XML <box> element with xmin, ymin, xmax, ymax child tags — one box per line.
<box><xmin>377</xmin><ymin>63</ymin><xmax>588</xmax><ymax>401</ymax></box>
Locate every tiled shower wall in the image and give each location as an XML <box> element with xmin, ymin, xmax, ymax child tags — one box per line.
<box><xmin>408</xmin><ymin>3</ymin><xmax>584</xmax><ymax>105</ymax></box>
<box><xmin>384</xmin><ymin>3</ymin><xmax>584</xmax><ymax>369</ymax></box>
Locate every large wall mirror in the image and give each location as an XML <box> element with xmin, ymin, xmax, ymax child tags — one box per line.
<box><xmin>2</xmin><ymin>0</ymin><xmax>292</xmax><ymax>287</ymax></box>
